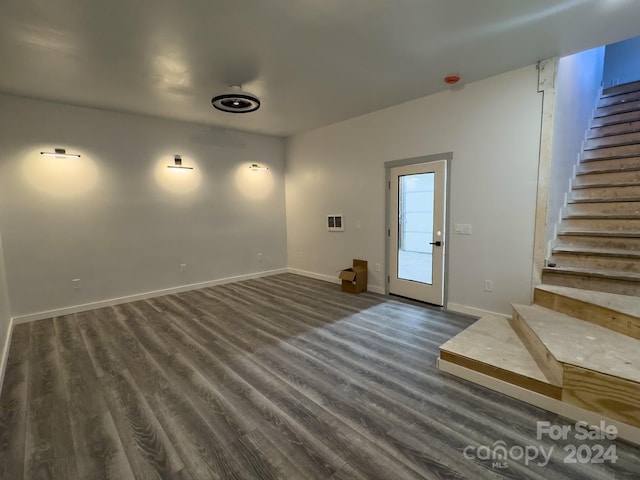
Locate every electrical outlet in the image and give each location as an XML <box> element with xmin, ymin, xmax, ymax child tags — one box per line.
<box><xmin>72</xmin><ymin>279</ymin><xmax>81</xmax><ymax>289</ymax></box>
<box><xmin>180</xmin><ymin>264</ymin><xmax>187</xmax><ymax>272</ymax></box>
<box><xmin>484</xmin><ymin>280</ymin><xmax>493</xmax><ymax>292</ymax></box>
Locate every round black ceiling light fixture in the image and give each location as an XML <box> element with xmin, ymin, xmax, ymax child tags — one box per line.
<box><xmin>211</xmin><ymin>85</ymin><xmax>260</xmax><ymax>113</ymax></box>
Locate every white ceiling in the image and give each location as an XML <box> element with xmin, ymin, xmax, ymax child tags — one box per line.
<box><xmin>1</xmin><ymin>0</ymin><xmax>640</xmax><ymax>137</ymax></box>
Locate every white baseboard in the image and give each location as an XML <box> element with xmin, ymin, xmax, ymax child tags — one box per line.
<box><xmin>287</xmin><ymin>268</ymin><xmax>386</xmax><ymax>295</ymax></box>
<box><xmin>0</xmin><ymin>317</ymin><xmax>13</xmax><ymax>394</ymax></box>
<box><xmin>438</xmin><ymin>358</ymin><xmax>640</xmax><ymax>446</ymax></box>
<box><xmin>12</xmin><ymin>268</ymin><xmax>288</xmax><ymax>325</ymax></box>
<box><xmin>446</xmin><ymin>302</ymin><xmax>510</xmax><ymax>319</ymax></box>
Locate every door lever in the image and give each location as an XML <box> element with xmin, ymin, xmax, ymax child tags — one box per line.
<box><xmin>429</xmin><ymin>241</ymin><xmax>442</xmax><ymax>247</ymax></box>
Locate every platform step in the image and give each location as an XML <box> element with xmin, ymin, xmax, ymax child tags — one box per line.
<box><xmin>573</xmin><ymin>169</ymin><xmax>640</xmax><ymax>188</ymax></box>
<box><xmin>561</xmin><ymin>217</ymin><xmax>640</xmax><ymax>231</ymax></box>
<box><xmin>591</xmin><ymin>110</ymin><xmax>640</xmax><ymax>128</ymax></box>
<box><xmin>511</xmin><ymin>304</ymin><xmax>640</xmax><ymax>428</ymax></box>
<box><xmin>583</xmin><ymin>143</ymin><xmax>640</xmax><ymax>161</ymax></box>
<box><xmin>589</xmin><ymin>120</ymin><xmax>640</xmax><ymax>139</ymax></box>
<box><xmin>534</xmin><ymin>284</ymin><xmax>640</xmax><ymax>340</ymax></box>
<box><xmin>585</xmin><ymin>131</ymin><xmax>640</xmax><ymax>150</ymax></box>
<box><xmin>595</xmin><ymin>100</ymin><xmax>640</xmax><ymax>119</ymax></box>
<box><xmin>550</xmin><ymin>248</ymin><xmax>640</xmax><ymax>274</ymax></box>
<box><xmin>577</xmin><ymin>156</ymin><xmax>640</xmax><ymax>174</ymax></box>
<box><xmin>556</xmin><ymin>230</ymin><xmax>640</xmax><ymax>251</ymax></box>
<box><xmin>542</xmin><ymin>266</ymin><xmax>640</xmax><ymax>296</ymax></box>
<box><xmin>439</xmin><ymin>316</ymin><xmax>561</xmax><ymax>398</ymax></box>
<box><xmin>602</xmin><ymin>80</ymin><xmax>640</xmax><ymax>98</ymax></box>
<box><xmin>565</xmin><ymin>200</ymin><xmax>640</xmax><ymax>217</ymax></box>
<box><xmin>571</xmin><ymin>184</ymin><xmax>640</xmax><ymax>201</ymax></box>
<box><xmin>597</xmin><ymin>89</ymin><xmax>640</xmax><ymax>108</ymax></box>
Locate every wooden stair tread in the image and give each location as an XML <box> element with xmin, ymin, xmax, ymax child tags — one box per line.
<box><xmin>569</xmin><ymin>197</ymin><xmax>640</xmax><ymax>204</ymax></box>
<box><xmin>543</xmin><ymin>265</ymin><xmax>640</xmax><ymax>281</ymax></box>
<box><xmin>551</xmin><ymin>246</ymin><xmax>640</xmax><ymax>258</ymax></box>
<box><xmin>572</xmin><ymin>182</ymin><xmax>640</xmax><ymax>189</ymax></box>
<box><xmin>558</xmin><ymin>229</ymin><xmax>640</xmax><ymax>237</ymax></box>
<box><xmin>602</xmin><ymin>80</ymin><xmax>640</xmax><ymax>98</ymax></box>
<box><xmin>576</xmin><ymin>166</ymin><xmax>640</xmax><ymax>175</ymax></box>
<box><xmin>439</xmin><ymin>316</ymin><xmax>560</xmax><ymax>395</ymax></box>
<box><xmin>535</xmin><ymin>285</ymin><xmax>640</xmax><ymax>321</ymax></box>
<box><xmin>512</xmin><ymin>304</ymin><xmax>640</xmax><ymax>384</ymax></box>
<box><xmin>563</xmin><ymin>213</ymin><xmax>640</xmax><ymax>219</ymax></box>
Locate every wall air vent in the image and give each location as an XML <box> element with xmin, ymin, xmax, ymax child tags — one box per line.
<box><xmin>327</xmin><ymin>214</ymin><xmax>344</xmax><ymax>232</ymax></box>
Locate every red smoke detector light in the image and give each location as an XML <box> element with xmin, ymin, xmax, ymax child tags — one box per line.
<box><xmin>444</xmin><ymin>74</ymin><xmax>461</xmax><ymax>85</ymax></box>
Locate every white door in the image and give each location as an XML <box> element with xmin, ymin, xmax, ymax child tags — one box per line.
<box><xmin>389</xmin><ymin>160</ymin><xmax>447</xmax><ymax>305</ymax></box>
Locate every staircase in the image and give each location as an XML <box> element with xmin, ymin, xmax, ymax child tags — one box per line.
<box><xmin>438</xmin><ymin>81</ymin><xmax>640</xmax><ymax>445</ymax></box>
<box><xmin>544</xmin><ymin>80</ymin><xmax>640</xmax><ymax>295</ymax></box>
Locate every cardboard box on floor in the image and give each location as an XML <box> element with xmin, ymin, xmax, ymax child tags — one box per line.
<box><xmin>338</xmin><ymin>259</ymin><xmax>368</xmax><ymax>294</ymax></box>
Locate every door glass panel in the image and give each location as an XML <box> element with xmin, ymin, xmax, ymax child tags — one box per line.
<box><xmin>397</xmin><ymin>173</ymin><xmax>434</xmax><ymax>284</ymax></box>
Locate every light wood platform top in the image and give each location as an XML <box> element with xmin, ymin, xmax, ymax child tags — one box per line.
<box><xmin>514</xmin><ymin>304</ymin><xmax>640</xmax><ymax>384</ymax></box>
<box><xmin>439</xmin><ymin>315</ymin><xmax>553</xmax><ymax>385</ymax></box>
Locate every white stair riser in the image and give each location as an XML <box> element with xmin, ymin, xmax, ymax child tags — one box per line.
<box><xmin>574</xmin><ymin>169</ymin><xmax>640</xmax><ymax>187</ymax></box>
<box><xmin>583</xmin><ymin>143</ymin><xmax>640</xmax><ymax>161</ymax></box>
<box><xmin>562</xmin><ymin>217</ymin><xmax>640</xmax><ymax>231</ymax></box>
<box><xmin>577</xmin><ymin>157</ymin><xmax>640</xmax><ymax>173</ymax></box>
<box><xmin>589</xmin><ymin>120</ymin><xmax>640</xmax><ymax>139</ymax></box>
<box><xmin>591</xmin><ymin>110</ymin><xmax>640</xmax><ymax>128</ymax></box>
<box><xmin>572</xmin><ymin>184</ymin><xmax>640</xmax><ymax>201</ymax></box>
<box><xmin>598</xmin><ymin>90</ymin><xmax>640</xmax><ymax>108</ymax></box>
<box><xmin>595</xmin><ymin>100</ymin><xmax>640</xmax><ymax>118</ymax></box>
<box><xmin>565</xmin><ymin>201</ymin><xmax>640</xmax><ymax>216</ymax></box>
<box><xmin>556</xmin><ymin>235</ymin><xmax>640</xmax><ymax>251</ymax></box>
<box><xmin>585</xmin><ymin>131</ymin><xmax>640</xmax><ymax>150</ymax></box>
<box><xmin>542</xmin><ymin>271</ymin><xmax>640</xmax><ymax>296</ymax></box>
<box><xmin>550</xmin><ymin>254</ymin><xmax>640</xmax><ymax>273</ymax></box>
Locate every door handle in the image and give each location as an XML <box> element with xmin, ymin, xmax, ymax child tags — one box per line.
<box><xmin>429</xmin><ymin>241</ymin><xmax>442</xmax><ymax>246</ymax></box>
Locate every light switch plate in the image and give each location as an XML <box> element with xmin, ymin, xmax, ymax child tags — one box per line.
<box><xmin>454</xmin><ymin>223</ymin><xmax>472</xmax><ymax>235</ymax></box>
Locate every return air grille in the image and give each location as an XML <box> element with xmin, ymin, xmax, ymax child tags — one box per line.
<box><xmin>327</xmin><ymin>214</ymin><xmax>344</xmax><ymax>232</ymax></box>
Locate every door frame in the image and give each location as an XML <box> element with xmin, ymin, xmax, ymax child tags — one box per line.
<box><xmin>384</xmin><ymin>152</ymin><xmax>453</xmax><ymax>306</ymax></box>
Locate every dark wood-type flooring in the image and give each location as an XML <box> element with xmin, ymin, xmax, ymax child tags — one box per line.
<box><xmin>1</xmin><ymin>273</ymin><xmax>639</xmax><ymax>479</ymax></box>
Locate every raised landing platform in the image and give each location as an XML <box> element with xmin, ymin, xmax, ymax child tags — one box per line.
<box><xmin>439</xmin><ymin>286</ymin><xmax>640</xmax><ymax>444</ymax></box>
<box><xmin>439</xmin><ymin>316</ymin><xmax>561</xmax><ymax>399</ymax></box>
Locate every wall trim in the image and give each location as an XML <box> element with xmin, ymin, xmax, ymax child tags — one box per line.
<box><xmin>438</xmin><ymin>358</ymin><xmax>640</xmax><ymax>446</ymax></box>
<box><xmin>11</xmin><ymin>268</ymin><xmax>288</xmax><ymax>325</ymax></box>
<box><xmin>446</xmin><ymin>302</ymin><xmax>509</xmax><ymax>319</ymax></box>
<box><xmin>288</xmin><ymin>268</ymin><xmax>386</xmax><ymax>295</ymax></box>
<box><xmin>531</xmin><ymin>57</ymin><xmax>558</xmax><ymax>294</ymax></box>
<box><xmin>0</xmin><ymin>317</ymin><xmax>13</xmax><ymax>394</ymax></box>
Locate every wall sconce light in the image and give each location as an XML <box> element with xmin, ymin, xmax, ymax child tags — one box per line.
<box><xmin>249</xmin><ymin>163</ymin><xmax>269</xmax><ymax>171</ymax></box>
<box><xmin>40</xmin><ymin>148</ymin><xmax>81</xmax><ymax>158</ymax></box>
<box><xmin>167</xmin><ymin>155</ymin><xmax>193</xmax><ymax>170</ymax></box>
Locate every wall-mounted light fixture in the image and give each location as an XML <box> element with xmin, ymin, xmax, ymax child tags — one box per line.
<box><xmin>249</xmin><ymin>163</ymin><xmax>269</xmax><ymax>171</ymax></box>
<box><xmin>167</xmin><ymin>155</ymin><xmax>193</xmax><ymax>170</ymax></box>
<box><xmin>40</xmin><ymin>148</ymin><xmax>81</xmax><ymax>158</ymax></box>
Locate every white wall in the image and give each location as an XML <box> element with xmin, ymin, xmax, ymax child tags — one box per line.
<box><xmin>286</xmin><ymin>66</ymin><xmax>542</xmax><ymax>316</ymax></box>
<box><xmin>546</xmin><ymin>48</ymin><xmax>605</xmax><ymax>252</ymax></box>
<box><xmin>0</xmin><ymin>94</ymin><xmax>287</xmax><ymax>319</ymax></box>
<box><xmin>603</xmin><ymin>36</ymin><xmax>640</xmax><ymax>88</ymax></box>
